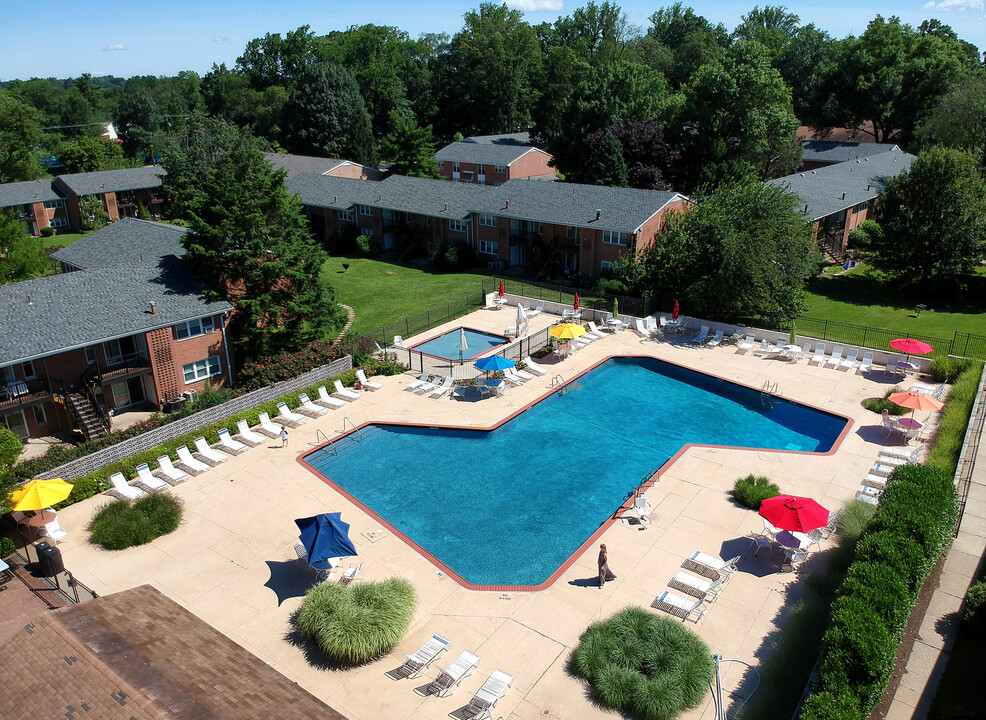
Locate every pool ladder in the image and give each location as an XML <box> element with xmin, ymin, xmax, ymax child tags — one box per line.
<box><xmin>343</xmin><ymin>416</ymin><xmax>364</xmax><ymax>442</ymax></box>
<box><xmin>311</xmin><ymin>418</ymin><xmax>363</xmax><ymax>456</ymax></box>
<box><xmin>550</xmin><ymin>374</ymin><xmax>564</xmax><ymax>388</ymax></box>
<box><xmin>761</xmin><ymin>380</ymin><xmax>780</xmax><ymax>409</ymax></box>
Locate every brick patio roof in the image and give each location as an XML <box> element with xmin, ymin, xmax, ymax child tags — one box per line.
<box><xmin>0</xmin><ymin>179</ymin><xmax>61</xmax><ymax>208</ymax></box>
<box><xmin>0</xmin><ymin>585</ymin><xmax>346</xmax><ymax>720</ymax></box>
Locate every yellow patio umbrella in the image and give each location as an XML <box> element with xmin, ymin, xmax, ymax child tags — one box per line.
<box><xmin>9</xmin><ymin>478</ymin><xmax>74</xmax><ymax>511</ymax></box>
<box><xmin>549</xmin><ymin>323</ymin><xmax>586</xmax><ymax>340</ymax></box>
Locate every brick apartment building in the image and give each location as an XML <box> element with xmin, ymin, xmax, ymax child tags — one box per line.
<box><xmin>288</xmin><ymin>173</ymin><xmax>687</xmax><ymax>278</ymax></box>
<box><xmin>0</xmin><ymin>179</ymin><xmax>70</xmax><ymax>235</ymax></box>
<box><xmin>265</xmin><ymin>152</ymin><xmax>383</xmax><ymax>180</ymax></box>
<box><xmin>798</xmin><ymin>140</ymin><xmax>901</xmax><ymax>172</ymax></box>
<box><xmin>435</xmin><ymin>133</ymin><xmax>555</xmax><ymax>185</ymax></box>
<box><xmin>53</xmin><ymin>166</ymin><xmax>165</xmax><ymax>232</ymax></box>
<box><xmin>0</xmin><ymin>219</ymin><xmax>233</xmax><ymax>441</ymax></box>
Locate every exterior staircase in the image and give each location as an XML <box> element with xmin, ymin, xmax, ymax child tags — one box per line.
<box><xmin>819</xmin><ymin>235</ymin><xmax>846</xmax><ymax>264</ymax></box>
<box><xmin>66</xmin><ymin>391</ymin><xmax>109</xmax><ymax>441</ymax></box>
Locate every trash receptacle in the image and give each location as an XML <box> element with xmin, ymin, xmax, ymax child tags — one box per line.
<box><xmin>37</xmin><ymin>542</ymin><xmax>64</xmax><ymax>577</ymax></box>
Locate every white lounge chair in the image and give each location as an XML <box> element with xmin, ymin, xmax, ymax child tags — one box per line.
<box><xmin>754</xmin><ymin>339</ymin><xmax>771</xmax><ymax>356</ymax></box>
<box><xmin>646</xmin><ymin>316</ymin><xmax>661</xmax><ymax>335</ymax></box>
<box><xmin>839</xmin><ymin>348</ymin><xmax>859</xmax><ymax>371</ymax></box>
<box><xmin>863</xmin><ymin>474</ymin><xmax>888</xmax><ymax>490</ymax></box>
<box><xmin>503</xmin><ymin>368</ymin><xmax>527</xmax><ymax>385</ymax></box>
<box><xmin>691</xmin><ymin>325</ymin><xmax>709</xmax><ymax>343</ymax></box>
<box><xmin>586</xmin><ymin>321</ymin><xmax>608</xmax><ymax>338</ymax></box>
<box><xmin>316</xmin><ymin>385</ymin><xmax>346</xmax><ymax>408</ymax></box>
<box><xmin>808</xmin><ymin>344</ymin><xmax>826</xmax><ymax>365</ymax></box>
<box><xmin>767</xmin><ymin>337</ymin><xmax>786</xmax><ymax>356</ymax></box>
<box><xmin>430</xmin><ymin>376</ymin><xmax>455</xmax><ymax>398</ymax></box>
<box><xmin>109</xmin><ymin>472</ymin><xmax>145</xmax><ymax>500</ymax></box>
<box><xmin>414</xmin><ymin>376</ymin><xmax>439</xmax><ymax>394</ymax></box>
<box><xmin>910</xmin><ymin>382</ymin><xmax>946</xmax><ymax>400</ymax></box>
<box><xmin>135</xmin><ymin>463</ymin><xmax>169</xmax><ymax>491</ymax></box>
<box><xmin>333</xmin><ymin>379</ymin><xmax>361</xmax><ymax>401</ymax></box>
<box><xmin>651</xmin><ymin>590</ymin><xmax>708</xmax><ymax>622</ymax></box>
<box><xmin>634</xmin><ymin>318</ymin><xmax>656</xmax><ymax>339</ymax></box>
<box><xmin>884</xmin><ymin>354</ymin><xmax>903</xmax><ymax>378</ymax></box>
<box><xmin>522</xmin><ymin>356</ymin><xmax>548</xmax><ymax>375</ymax></box>
<box><xmin>736</xmin><ymin>335</ymin><xmax>755</xmax><ymax>353</ymax></box>
<box><xmin>510</xmin><ymin>365</ymin><xmax>534</xmax><ymax>381</ymax></box>
<box><xmin>406</xmin><ymin>372</ymin><xmax>430</xmax><ymax>392</ymax></box>
<box><xmin>465</xmin><ymin>669</ymin><xmax>513</xmax><ymax>719</ymax></box>
<box><xmin>858</xmin><ymin>352</ymin><xmax>874</xmax><ymax>375</ymax></box>
<box><xmin>176</xmin><ymin>445</ymin><xmax>211</xmax><ymax>474</ymax></box>
<box><xmin>528</xmin><ymin>301</ymin><xmax>543</xmax><ymax>317</ymax></box>
<box><xmin>340</xmin><ymin>561</ymin><xmax>362</xmax><ymax>585</ymax></box>
<box><xmin>827</xmin><ymin>347</ymin><xmax>846</xmax><ymax>367</ymax></box>
<box><xmin>356</xmin><ymin>369</ymin><xmax>383</xmax><ymax>390</ymax></box>
<box><xmin>681</xmin><ymin>551</ymin><xmax>740</xmax><ymax>581</ymax></box>
<box><xmin>258</xmin><ymin>411</ymin><xmax>282</xmax><ymax>437</ymax></box>
<box><xmin>277</xmin><ymin>401</ymin><xmax>308</xmax><ymax>425</ymax></box>
<box><xmin>706</xmin><ymin>329</ymin><xmax>724</xmax><ymax>347</ymax></box>
<box><xmin>730</xmin><ymin>324</ymin><xmax>746</xmax><ymax>341</ymax></box>
<box><xmin>156</xmin><ymin>455</ymin><xmax>189</xmax><ymax>483</ymax></box>
<box><xmin>668</xmin><ymin>572</ymin><xmax>725</xmax><ymax>602</ymax></box>
<box><xmin>40</xmin><ymin>518</ymin><xmax>68</xmax><ymax>543</ymax></box>
<box><xmin>396</xmin><ymin>634</ymin><xmax>450</xmax><ymax>679</ymax></box>
<box><xmin>217</xmin><ymin>428</ymin><xmax>249</xmax><ymax>454</ymax></box>
<box><xmin>298</xmin><ymin>392</ymin><xmax>328</xmax><ymax>416</ymax></box>
<box><xmin>393</xmin><ymin>335</ymin><xmax>405</xmax><ymax>348</ymax></box>
<box><xmin>235</xmin><ymin>419</ymin><xmax>265</xmax><ymax>446</ymax></box>
<box><xmin>194</xmin><ymin>437</ymin><xmax>228</xmax><ymax>465</ymax></box>
<box><xmin>634</xmin><ymin>494</ymin><xmax>652</xmax><ymax>525</ymax></box>
<box><xmin>879</xmin><ymin>446</ymin><xmax>923</xmax><ymax>462</ymax></box>
<box><xmin>430</xmin><ymin>650</ymin><xmax>481</xmax><ymax>697</ymax></box>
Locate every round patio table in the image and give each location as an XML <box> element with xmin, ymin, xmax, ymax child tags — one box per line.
<box><xmin>775</xmin><ymin>530</ymin><xmax>812</xmax><ymax>549</ymax></box>
<box><xmin>24</xmin><ymin>510</ymin><xmax>58</xmax><ymax>527</ymax></box>
<box><xmin>897</xmin><ymin>418</ymin><xmax>923</xmax><ymax>430</ymax></box>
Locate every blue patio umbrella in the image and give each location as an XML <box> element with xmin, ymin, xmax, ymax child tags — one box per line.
<box><xmin>295</xmin><ymin>512</ymin><xmax>358</xmax><ymax>570</ymax></box>
<box><xmin>473</xmin><ymin>354</ymin><xmax>515</xmax><ymax>372</ymax></box>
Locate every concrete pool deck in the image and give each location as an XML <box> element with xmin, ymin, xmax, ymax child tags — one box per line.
<box><xmin>52</xmin><ymin>306</ymin><xmax>935</xmax><ymax>720</ymax></box>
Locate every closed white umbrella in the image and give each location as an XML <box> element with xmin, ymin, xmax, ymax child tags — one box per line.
<box><xmin>459</xmin><ymin>328</ymin><xmax>468</xmax><ymax>362</ymax></box>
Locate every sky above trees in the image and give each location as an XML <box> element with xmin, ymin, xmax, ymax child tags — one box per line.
<box><xmin>4</xmin><ymin>0</ymin><xmax>984</xmax><ymax>80</ymax></box>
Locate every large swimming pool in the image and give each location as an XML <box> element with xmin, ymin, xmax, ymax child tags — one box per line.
<box><xmin>410</xmin><ymin>326</ymin><xmax>509</xmax><ymax>361</ymax></box>
<box><xmin>302</xmin><ymin>356</ymin><xmax>848</xmax><ymax>589</ymax></box>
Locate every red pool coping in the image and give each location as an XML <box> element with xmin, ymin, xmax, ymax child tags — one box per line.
<box><xmin>296</xmin><ymin>354</ymin><xmax>854</xmax><ymax>593</ymax></box>
<box><xmin>408</xmin><ymin>325</ymin><xmax>511</xmax><ymax>363</ymax></box>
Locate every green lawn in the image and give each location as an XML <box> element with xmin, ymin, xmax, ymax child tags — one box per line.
<box><xmin>43</xmin><ymin>231</ymin><xmax>90</xmax><ymax>249</ymax></box>
<box><xmin>321</xmin><ymin>255</ymin><xmax>494</xmax><ymax>335</ymax></box>
<box><xmin>804</xmin><ymin>263</ymin><xmax>986</xmax><ymax>340</ymax></box>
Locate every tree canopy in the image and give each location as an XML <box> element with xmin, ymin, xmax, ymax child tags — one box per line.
<box><xmin>0</xmin><ymin>209</ymin><xmax>52</xmax><ymax>283</ymax></box>
<box><xmin>0</xmin><ymin>91</ymin><xmax>45</xmax><ymax>183</ymax></box>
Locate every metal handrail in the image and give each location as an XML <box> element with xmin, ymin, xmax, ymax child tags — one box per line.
<box><xmin>550</xmin><ymin>374</ymin><xmax>564</xmax><ymax>388</ymax></box>
<box><xmin>343</xmin><ymin>416</ymin><xmax>364</xmax><ymax>442</ymax></box>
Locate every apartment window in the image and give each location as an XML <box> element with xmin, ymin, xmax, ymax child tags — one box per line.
<box><xmin>453</xmin><ymin>162</ymin><xmax>460</xmax><ymax>173</ymax></box>
<box><xmin>0</xmin><ymin>366</ymin><xmax>15</xmax><ymax>384</ymax></box>
<box><xmin>437</xmin><ymin>161</ymin><xmax>444</xmax><ymax>170</ymax></box>
<box><xmin>477</xmin><ymin>164</ymin><xmax>485</xmax><ymax>175</ymax></box>
<box><xmin>50</xmin><ymin>217</ymin><xmax>68</xmax><ymax>228</ymax></box>
<box><xmin>449</xmin><ymin>219</ymin><xmax>468</xmax><ymax>232</ymax></box>
<box><xmin>175</xmin><ymin>316</ymin><xmax>215</xmax><ymax>340</ymax></box>
<box><xmin>22</xmin><ymin>361</ymin><xmax>35</xmax><ymax>379</ymax></box>
<box><xmin>85</xmin><ymin>345</ymin><xmax>97</xmax><ymax>364</ymax></box>
<box><xmin>600</xmin><ymin>260</ymin><xmax>613</xmax><ymax>272</ymax></box>
<box><xmin>601</xmin><ymin>230</ymin><xmax>629</xmax><ymax>246</ymax></box>
<box><xmin>44</xmin><ymin>199</ymin><xmax>64</xmax><ymax>209</ymax></box>
<box><xmin>479</xmin><ymin>240</ymin><xmax>498</xmax><ymax>255</ymax></box>
<box><xmin>361</xmin><ymin>228</ymin><xmax>374</xmax><ymax>237</ymax></box>
<box><xmin>183</xmin><ymin>356</ymin><xmax>221</xmax><ymax>383</ymax></box>
<box><xmin>494</xmin><ymin>166</ymin><xmax>507</xmax><ymax>174</ymax></box>
<box><xmin>853</xmin><ymin>202</ymin><xmax>868</xmax><ymax>213</ymax></box>
<box><xmin>33</xmin><ymin>405</ymin><xmax>47</xmax><ymax>426</ymax></box>
<box><xmin>1</xmin><ymin>410</ymin><xmax>27</xmax><ymax>439</ymax></box>
<box><xmin>338</xmin><ymin>208</ymin><xmax>354</xmax><ymax>222</ymax></box>
<box><xmin>477</xmin><ymin>214</ymin><xmax>496</xmax><ymax>227</ymax></box>
<box><xmin>358</xmin><ymin>204</ymin><xmax>373</xmax><ymax>216</ymax></box>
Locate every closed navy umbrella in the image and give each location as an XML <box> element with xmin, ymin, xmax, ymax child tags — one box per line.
<box><xmin>295</xmin><ymin>513</ymin><xmax>358</xmax><ymax>570</ymax></box>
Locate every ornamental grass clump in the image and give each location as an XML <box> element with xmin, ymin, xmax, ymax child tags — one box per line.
<box><xmin>732</xmin><ymin>475</ymin><xmax>781</xmax><ymax>510</ymax></box>
<box><xmin>88</xmin><ymin>493</ymin><xmax>183</xmax><ymax>550</ymax></box>
<box><xmin>296</xmin><ymin>578</ymin><xmax>416</xmax><ymax>666</ymax></box>
<box><xmin>571</xmin><ymin>607</ymin><xmax>714</xmax><ymax>720</ymax></box>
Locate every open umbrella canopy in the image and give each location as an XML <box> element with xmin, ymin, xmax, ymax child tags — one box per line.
<box><xmin>9</xmin><ymin>478</ymin><xmax>74</xmax><ymax>511</ymax></box>
<box><xmin>550</xmin><ymin>323</ymin><xmax>586</xmax><ymax>340</ymax></box>
<box><xmin>889</xmin><ymin>338</ymin><xmax>934</xmax><ymax>355</ymax></box>
<box><xmin>888</xmin><ymin>391</ymin><xmax>944</xmax><ymax>413</ymax></box>
<box><xmin>474</xmin><ymin>354</ymin><xmax>515</xmax><ymax>372</ymax></box>
<box><xmin>759</xmin><ymin>495</ymin><xmax>829</xmax><ymax>533</ymax></box>
<box><xmin>295</xmin><ymin>513</ymin><xmax>358</xmax><ymax>570</ymax></box>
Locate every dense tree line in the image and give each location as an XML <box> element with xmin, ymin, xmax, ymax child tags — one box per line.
<box><xmin>2</xmin><ymin>3</ymin><xmax>982</xmax><ymax>192</ymax></box>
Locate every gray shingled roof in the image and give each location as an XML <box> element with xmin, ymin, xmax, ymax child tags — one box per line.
<box><xmin>265</xmin><ymin>152</ymin><xmax>351</xmax><ymax>177</ymax></box>
<box><xmin>51</xmin><ymin>218</ymin><xmax>187</xmax><ymax>270</ymax></box>
<box><xmin>0</xmin><ymin>255</ymin><xmax>232</xmax><ymax>366</ymax></box>
<box><xmin>287</xmin><ymin>173</ymin><xmax>491</xmax><ymax>220</ymax></box>
<box><xmin>55</xmin><ymin>165</ymin><xmax>165</xmax><ymax>196</ymax></box>
<box><xmin>0</xmin><ymin>179</ymin><xmax>61</xmax><ymax>208</ymax></box>
<box><xmin>477</xmin><ymin>180</ymin><xmax>685</xmax><ymax>233</ymax></box>
<box><xmin>800</xmin><ymin>141</ymin><xmax>900</xmax><ymax>165</ymax></box>
<box><xmin>462</xmin><ymin>132</ymin><xmax>531</xmax><ymax>145</ymax></box>
<box><xmin>769</xmin><ymin>149</ymin><xmax>915</xmax><ymax>221</ymax></box>
<box><xmin>435</xmin><ymin>142</ymin><xmax>548</xmax><ymax>167</ymax></box>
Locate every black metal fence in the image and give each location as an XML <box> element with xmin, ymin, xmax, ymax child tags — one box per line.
<box><xmin>487</xmin><ymin>276</ymin><xmax>658</xmax><ymax>318</ymax></box>
<box><xmin>362</xmin><ymin>291</ymin><xmax>488</xmax><ymax>348</ymax></box>
<box><xmin>9</xmin><ymin>529</ymin><xmax>98</xmax><ymax>605</ymax></box>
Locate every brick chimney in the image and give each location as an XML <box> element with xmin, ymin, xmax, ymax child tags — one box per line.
<box><xmin>150</xmin><ymin>301</ymin><xmax>157</xmax><ymax>315</ymax></box>
<box><xmin>595</xmin><ymin>209</ymin><xmax>602</xmax><ymax>221</ymax></box>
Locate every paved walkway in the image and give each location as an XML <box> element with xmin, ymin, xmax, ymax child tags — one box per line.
<box><xmin>49</xmin><ymin>307</ymin><xmax>944</xmax><ymax>720</ymax></box>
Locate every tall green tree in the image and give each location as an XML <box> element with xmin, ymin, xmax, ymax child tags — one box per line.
<box><xmin>775</xmin><ymin>23</ymin><xmax>832</xmax><ymax>124</ymax></box>
<box><xmin>643</xmin><ymin>180</ymin><xmax>816</xmax><ymax>320</ymax></box>
<box><xmin>161</xmin><ymin>120</ymin><xmax>341</xmax><ymax>357</ymax></box>
<box><xmin>640</xmin><ymin>3</ymin><xmax>728</xmax><ymax>89</ymax></box>
<box><xmin>79</xmin><ymin>195</ymin><xmax>109</xmax><ymax>232</ymax></box>
<box><xmin>538</xmin><ymin>2</ymin><xmax>637</xmax><ymax>65</ymax></box>
<box><xmin>0</xmin><ymin>426</ymin><xmax>22</xmax><ymax>514</ymax></box>
<box><xmin>0</xmin><ymin>210</ymin><xmax>52</xmax><ymax>283</ymax></box>
<box><xmin>918</xmin><ymin>73</ymin><xmax>986</xmax><ymax>163</ymax></box>
<box><xmin>378</xmin><ymin>112</ymin><xmax>441</xmax><ymax>178</ymax></box>
<box><xmin>0</xmin><ymin>91</ymin><xmax>46</xmax><ymax>183</ymax></box>
<box><xmin>115</xmin><ymin>88</ymin><xmax>161</xmax><ymax>159</ymax></box>
<box><xmin>236</xmin><ymin>25</ymin><xmax>320</xmax><ymax>89</ymax></box>
<box><xmin>583</xmin><ymin>131</ymin><xmax>629</xmax><ymax>186</ymax></box>
<box><xmin>283</xmin><ymin>63</ymin><xmax>374</xmax><ymax>165</ymax></box>
<box><xmin>57</xmin><ymin>135</ymin><xmax>129</xmax><ymax>173</ymax></box>
<box><xmin>873</xmin><ymin>147</ymin><xmax>986</xmax><ymax>290</ymax></box>
<box><xmin>731</xmin><ymin>5</ymin><xmax>800</xmax><ymax>59</ymax></box>
<box><xmin>582</xmin><ymin>119</ymin><xmax>672</xmax><ymax>189</ymax></box>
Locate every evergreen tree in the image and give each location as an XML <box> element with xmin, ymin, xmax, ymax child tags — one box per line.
<box><xmin>583</xmin><ymin>132</ymin><xmax>629</xmax><ymax>186</ymax></box>
<box><xmin>0</xmin><ymin>210</ymin><xmax>52</xmax><ymax>283</ymax></box>
<box><xmin>0</xmin><ymin>91</ymin><xmax>45</xmax><ymax>183</ymax></box>
<box><xmin>378</xmin><ymin>112</ymin><xmax>440</xmax><ymax>178</ymax></box>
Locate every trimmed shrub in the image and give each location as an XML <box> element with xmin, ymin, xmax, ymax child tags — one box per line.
<box><xmin>927</xmin><ymin>361</ymin><xmax>983</xmax><ymax>476</ymax></box>
<box><xmin>861</xmin><ymin>386</ymin><xmax>906</xmax><ymax>416</ymax></box>
<box><xmin>431</xmin><ymin>240</ymin><xmax>478</xmax><ymax>271</ymax></box>
<box><xmin>930</xmin><ymin>355</ymin><xmax>971</xmax><ymax>383</ymax></box>
<box><xmin>40</xmin><ymin>226</ymin><xmax>55</xmax><ymax>237</ymax></box>
<box><xmin>835</xmin><ymin>499</ymin><xmax>877</xmax><ymax>542</ymax></box>
<box><xmin>0</xmin><ymin>427</ymin><xmax>22</xmax><ymax>466</ymax></box>
<box><xmin>0</xmin><ymin>536</ymin><xmax>15</xmax><ymax>559</ymax></box>
<box><xmin>296</xmin><ymin>578</ymin><xmax>416</xmax><ymax>665</ymax></box>
<box><xmin>963</xmin><ymin>581</ymin><xmax>986</xmax><ymax>633</ymax></box>
<box><xmin>869</xmin><ymin>464</ymin><xmax>957</xmax><ymax>561</ymax></box>
<box><xmin>88</xmin><ymin>493</ymin><xmax>183</xmax><ymax>550</ymax></box>
<box><xmin>571</xmin><ymin>607</ymin><xmax>714</xmax><ymax>720</ymax></box>
<box><xmin>732</xmin><ymin>475</ymin><xmax>780</xmax><ymax>510</ymax></box>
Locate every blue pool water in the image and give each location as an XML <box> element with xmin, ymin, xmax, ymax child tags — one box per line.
<box><xmin>411</xmin><ymin>327</ymin><xmax>509</xmax><ymax>361</ymax></box>
<box><xmin>303</xmin><ymin>357</ymin><xmax>846</xmax><ymax>587</ymax></box>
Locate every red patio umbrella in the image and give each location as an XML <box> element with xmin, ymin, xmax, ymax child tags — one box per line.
<box><xmin>889</xmin><ymin>338</ymin><xmax>934</xmax><ymax>356</ymax></box>
<box><xmin>888</xmin><ymin>391</ymin><xmax>944</xmax><ymax>417</ymax></box>
<box><xmin>759</xmin><ymin>495</ymin><xmax>830</xmax><ymax>533</ymax></box>
<box><xmin>498</xmin><ymin>280</ymin><xmax>504</xmax><ymax>298</ymax></box>
<box><xmin>574</xmin><ymin>293</ymin><xmax>580</xmax><ymax>311</ymax></box>
<box><xmin>672</xmin><ymin>299</ymin><xmax>679</xmax><ymax>320</ymax></box>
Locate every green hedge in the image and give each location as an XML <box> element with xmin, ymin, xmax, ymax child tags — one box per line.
<box><xmin>926</xmin><ymin>361</ymin><xmax>983</xmax><ymax>476</ymax></box>
<box><xmin>52</xmin><ymin>368</ymin><xmax>366</xmax><ymax>510</ymax></box>
<box><xmin>800</xmin><ymin>465</ymin><xmax>958</xmax><ymax>720</ymax></box>
<box><xmin>88</xmin><ymin>493</ymin><xmax>184</xmax><ymax>550</ymax></box>
<box><xmin>732</xmin><ymin>475</ymin><xmax>781</xmax><ymax>509</ymax></box>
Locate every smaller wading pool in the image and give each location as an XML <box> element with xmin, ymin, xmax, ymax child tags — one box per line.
<box><xmin>410</xmin><ymin>327</ymin><xmax>510</xmax><ymax>362</ymax></box>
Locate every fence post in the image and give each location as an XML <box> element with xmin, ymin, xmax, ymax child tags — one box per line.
<box><xmin>406</xmin><ymin>318</ymin><xmax>409</xmax><ymax>338</ymax></box>
<box><xmin>862</xmin><ymin>327</ymin><xmax>867</xmax><ymax>349</ymax></box>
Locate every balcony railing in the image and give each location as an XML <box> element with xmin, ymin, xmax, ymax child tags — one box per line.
<box><xmin>99</xmin><ymin>350</ymin><xmax>151</xmax><ymax>380</ymax></box>
<box><xmin>0</xmin><ymin>377</ymin><xmax>53</xmax><ymax>412</ymax></box>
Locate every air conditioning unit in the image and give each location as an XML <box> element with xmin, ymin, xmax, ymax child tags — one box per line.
<box><xmin>182</xmin><ymin>389</ymin><xmax>198</xmax><ymax>402</ymax></box>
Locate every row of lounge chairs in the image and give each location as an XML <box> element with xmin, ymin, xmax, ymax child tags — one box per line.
<box><xmin>858</xmin><ymin>445</ymin><xmax>924</xmax><ymax>505</ymax></box>
<box><xmin>650</xmin><ymin>551</ymin><xmax>740</xmax><ymax>622</ymax></box>
<box><xmin>405</xmin><ymin>374</ymin><xmax>456</xmax><ymax>398</ymax></box>
<box><xmin>392</xmin><ymin>634</ymin><xmax>512</xmax><ymax>716</ymax></box>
